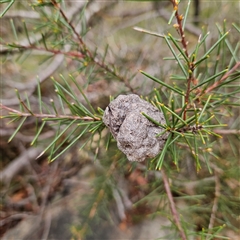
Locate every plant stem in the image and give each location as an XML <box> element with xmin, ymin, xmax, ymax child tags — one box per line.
<box><xmin>51</xmin><ymin>0</ymin><xmax>135</xmax><ymax>93</ymax></box>
<box><xmin>161</xmin><ymin>168</ymin><xmax>187</xmax><ymax>240</ymax></box>
<box><xmin>170</xmin><ymin>0</ymin><xmax>195</xmax><ymax>120</ymax></box>
<box><xmin>171</xmin><ymin>1</ymin><xmax>189</xmax><ymax>58</ymax></box>
<box><xmin>0</xmin><ymin>104</ymin><xmax>100</xmax><ymax>121</ymax></box>
<box><xmin>203</xmin><ymin>61</ymin><xmax>240</xmax><ymax>94</ymax></box>
<box><xmin>5</xmin><ymin>43</ymin><xmax>85</xmax><ymax>58</ymax></box>
<box><xmin>51</xmin><ymin>0</ymin><xmax>87</xmax><ymax>54</ymax></box>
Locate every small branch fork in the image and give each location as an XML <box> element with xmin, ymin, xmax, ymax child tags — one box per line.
<box><xmin>161</xmin><ymin>169</ymin><xmax>187</xmax><ymax>240</ymax></box>
<box><xmin>0</xmin><ymin>104</ymin><xmax>101</xmax><ymax>121</ymax></box>
<box><xmin>50</xmin><ymin>0</ymin><xmax>135</xmax><ymax>93</ymax></box>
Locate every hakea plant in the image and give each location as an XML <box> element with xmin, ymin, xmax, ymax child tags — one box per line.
<box><xmin>1</xmin><ymin>1</ymin><xmax>239</xmax><ymax>169</ymax></box>
<box><xmin>1</xmin><ymin>0</ymin><xmax>240</xmax><ymax>239</ymax></box>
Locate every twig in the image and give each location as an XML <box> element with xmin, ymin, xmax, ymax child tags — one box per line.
<box><xmin>161</xmin><ymin>168</ymin><xmax>187</xmax><ymax>240</ymax></box>
<box><xmin>51</xmin><ymin>0</ymin><xmax>86</xmax><ymax>53</ymax></box>
<box><xmin>208</xmin><ymin>172</ymin><xmax>220</xmax><ymax>234</ymax></box>
<box><xmin>51</xmin><ymin>0</ymin><xmax>135</xmax><ymax>93</ymax></box>
<box><xmin>170</xmin><ymin>0</ymin><xmax>189</xmax><ymax>58</ymax></box>
<box><xmin>203</xmin><ymin>62</ymin><xmax>240</xmax><ymax>94</ymax></box>
<box><xmin>169</xmin><ymin>0</ymin><xmax>194</xmax><ymax>120</ymax></box>
<box><xmin>0</xmin><ymin>103</ymin><xmax>101</xmax><ymax>121</ymax></box>
<box><xmin>0</xmin><ymin>33</ymin><xmax>46</xmax><ymax>54</ymax></box>
<box><xmin>2</xmin><ymin>43</ymin><xmax>84</xmax><ymax>58</ymax></box>
<box><xmin>0</xmin><ymin>1</ymin><xmax>86</xmax><ymax>55</ymax></box>
<box><xmin>94</xmin><ymin>58</ymin><xmax>136</xmax><ymax>93</ymax></box>
<box><xmin>133</xmin><ymin>26</ymin><xmax>180</xmax><ymax>41</ymax></box>
<box><xmin>1</xmin><ymin>2</ymin><xmax>87</xmax><ymax>105</ymax></box>
<box><xmin>157</xmin><ymin>8</ymin><xmax>201</xmax><ymax>37</ymax></box>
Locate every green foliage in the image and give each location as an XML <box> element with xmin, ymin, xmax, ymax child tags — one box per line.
<box><xmin>1</xmin><ymin>0</ymin><xmax>239</xmax><ymax>239</ymax></box>
<box><xmin>0</xmin><ymin>0</ymin><xmax>15</xmax><ymax>18</ymax></box>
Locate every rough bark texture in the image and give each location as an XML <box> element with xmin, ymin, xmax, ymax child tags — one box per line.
<box><xmin>103</xmin><ymin>94</ymin><xmax>168</xmax><ymax>162</ymax></box>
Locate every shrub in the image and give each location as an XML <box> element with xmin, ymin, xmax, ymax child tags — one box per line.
<box><xmin>1</xmin><ymin>1</ymin><xmax>239</xmax><ymax>239</ymax></box>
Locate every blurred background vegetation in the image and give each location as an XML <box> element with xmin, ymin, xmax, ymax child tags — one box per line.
<box><xmin>0</xmin><ymin>1</ymin><xmax>239</xmax><ymax>239</ymax></box>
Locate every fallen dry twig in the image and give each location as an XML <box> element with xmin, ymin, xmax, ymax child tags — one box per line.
<box><xmin>161</xmin><ymin>168</ymin><xmax>187</xmax><ymax>240</ymax></box>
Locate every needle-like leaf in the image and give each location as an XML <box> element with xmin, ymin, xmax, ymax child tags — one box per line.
<box><xmin>8</xmin><ymin>117</ymin><xmax>27</xmax><ymax>142</ymax></box>
<box><xmin>140</xmin><ymin>71</ymin><xmax>185</xmax><ymax>96</ymax></box>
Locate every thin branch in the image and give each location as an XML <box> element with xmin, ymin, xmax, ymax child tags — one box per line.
<box><xmin>0</xmin><ymin>1</ymin><xmax>86</xmax><ymax>55</ymax></box>
<box><xmin>133</xmin><ymin>26</ymin><xmax>169</xmax><ymax>39</ymax></box>
<box><xmin>0</xmin><ymin>104</ymin><xmax>101</xmax><ymax>121</ymax></box>
<box><xmin>203</xmin><ymin>62</ymin><xmax>240</xmax><ymax>94</ymax></box>
<box><xmin>161</xmin><ymin>168</ymin><xmax>187</xmax><ymax>240</ymax></box>
<box><xmin>170</xmin><ymin>0</ymin><xmax>194</xmax><ymax>120</ymax></box>
<box><xmin>94</xmin><ymin>58</ymin><xmax>136</xmax><ymax>93</ymax></box>
<box><xmin>0</xmin><ymin>33</ymin><xmax>46</xmax><ymax>54</ymax></box>
<box><xmin>2</xmin><ymin>43</ymin><xmax>84</xmax><ymax>58</ymax></box>
<box><xmin>50</xmin><ymin>0</ymin><xmax>136</xmax><ymax>93</ymax></box>
<box><xmin>51</xmin><ymin>0</ymin><xmax>87</xmax><ymax>53</ymax></box>
<box><xmin>170</xmin><ymin>0</ymin><xmax>189</xmax><ymax>58</ymax></box>
<box><xmin>1</xmin><ymin>2</ymin><xmax>87</xmax><ymax>106</ymax></box>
